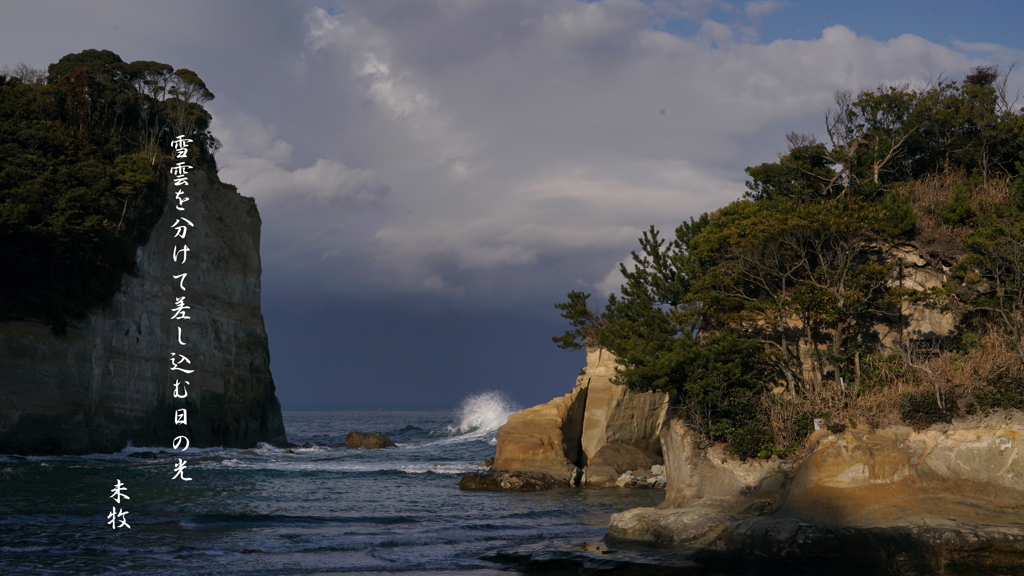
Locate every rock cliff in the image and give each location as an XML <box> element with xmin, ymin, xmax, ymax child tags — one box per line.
<box><xmin>0</xmin><ymin>170</ymin><xmax>287</xmax><ymax>454</ymax></box>
<box><xmin>462</xmin><ymin>347</ymin><xmax>669</xmax><ymax>489</ymax></box>
<box><xmin>608</xmin><ymin>413</ymin><xmax>1024</xmax><ymax>573</ymax></box>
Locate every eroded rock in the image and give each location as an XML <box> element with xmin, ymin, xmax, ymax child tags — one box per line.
<box><xmin>583</xmin><ymin>442</ymin><xmax>663</xmax><ymax>486</ymax></box>
<box><xmin>489</xmin><ymin>377</ymin><xmax>588</xmax><ymax>484</ymax></box>
<box><xmin>579</xmin><ymin>347</ymin><xmax>669</xmax><ymax>461</ymax></box>
<box><xmin>345</xmin><ymin>431</ymin><xmax>396</xmax><ymax>449</ymax></box>
<box><xmin>458</xmin><ymin>471</ymin><xmax>564</xmax><ymax>491</ymax></box>
<box><xmin>0</xmin><ymin>170</ymin><xmax>287</xmax><ymax>455</ymax></box>
<box><xmin>608</xmin><ymin>413</ymin><xmax>1024</xmax><ymax>572</ymax></box>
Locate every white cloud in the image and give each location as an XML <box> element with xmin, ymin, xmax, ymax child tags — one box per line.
<box><xmin>4</xmin><ymin>1</ymin><xmax>992</xmax><ymax>308</ymax></box>
<box><xmin>214</xmin><ymin>114</ymin><xmax>389</xmax><ymax>207</ymax></box>
<box><xmin>266</xmin><ymin>2</ymin><xmax>984</xmax><ymax>304</ymax></box>
<box><xmin>745</xmin><ymin>0</ymin><xmax>787</xmax><ymax>20</ymax></box>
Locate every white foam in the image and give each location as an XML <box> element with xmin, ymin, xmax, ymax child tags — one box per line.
<box><xmin>450</xmin><ymin>391</ymin><xmax>518</xmax><ymax>436</ymax></box>
<box><xmin>219</xmin><ymin>459</ymin><xmax>479</xmax><ymax>475</ymax></box>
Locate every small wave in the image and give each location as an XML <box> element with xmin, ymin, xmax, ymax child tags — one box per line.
<box><xmin>217</xmin><ymin>459</ymin><xmax>480</xmax><ymax>475</ymax></box>
<box><xmin>449</xmin><ymin>392</ymin><xmax>518</xmax><ymax>435</ymax></box>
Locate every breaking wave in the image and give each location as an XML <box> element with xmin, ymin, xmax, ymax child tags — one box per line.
<box><xmin>451</xmin><ymin>392</ymin><xmax>518</xmax><ymax>436</ymax></box>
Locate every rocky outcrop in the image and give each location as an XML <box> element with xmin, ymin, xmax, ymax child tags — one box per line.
<box><xmin>489</xmin><ymin>378</ymin><xmax>588</xmax><ymax>485</ymax></box>
<box><xmin>580</xmin><ymin>347</ymin><xmax>668</xmax><ymax>460</ymax></box>
<box><xmin>345</xmin><ymin>431</ymin><xmax>396</xmax><ymax>449</ymax></box>
<box><xmin>462</xmin><ymin>347</ymin><xmax>669</xmax><ymax>490</ymax></box>
<box><xmin>583</xmin><ymin>442</ymin><xmax>663</xmax><ymax>487</ymax></box>
<box><xmin>0</xmin><ymin>169</ymin><xmax>287</xmax><ymax>454</ymax></box>
<box><xmin>458</xmin><ymin>471</ymin><xmax>559</xmax><ymax>491</ymax></box>
<box><xmin>608</xmin><ymin>412</ymin><xmax>1024</xmax><ymax>572</ymax></box>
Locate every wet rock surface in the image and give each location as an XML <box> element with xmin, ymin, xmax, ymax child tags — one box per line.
<box><xmin>458</xmin><ymin>471</ymin><xmax>566</xmax><ymax>491</ymax></box>
<box><xmin>344</xmin><ymin>430</ymin><xmax>396</xmax><ymax>449</ymax></box>
<box><xmin>461</xmin><ymin>347</ymin><xmax>669</xmax><ymax>491</ymax></box>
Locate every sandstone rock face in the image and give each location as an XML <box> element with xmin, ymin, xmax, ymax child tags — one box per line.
<box><xmin>608</xmin><ymin>418</ymin><xmax>792</xmax><ymax>546</ymax></box>
<box><xmin>583</xmin><ymin>442</ymin><xmax>662</xmax><ymax>487</ymax></box>
<box><xmin>345</xmin><ymin>431</ymin><xmax>396</xmax><ymax>449</ymax></box>
<box><xmin>579</xmin><ymin>347</ymin><xmax>669</xmax><ymax>460</ymax></box>
<box><xmin>0</xmin><ymin>170</ymin><xmax>287</xmax><ymax>454</ymax></box>
<box><xmin>876</xmin><ymin>243</ymin><xmax>958</xmax><ymax>346</ymax></box>
<box><xmin>491</xmin><ymin>379</ymin><xmax>588</xmax><ymax>485</ymax></box>
<box><xmin>780</xmin><ymin>423</ymin><xmax>1024</xmax><ymax>527</ymax></box>
<box><xmin>660</xmin><ymin>419</ymin><xmax>791</xmax><ymax>514</ymax></box>
<box><xmin>474</xmin><ymin>347</ymin><xmax>671</xmax><ymax>490</ymax></box>
<box><xmin>608</xmin><ymin>413</ymin><xmax>1024</xmax><ymax>571</ymax></box>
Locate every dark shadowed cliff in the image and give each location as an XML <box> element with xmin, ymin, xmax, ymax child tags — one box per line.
<box><xmin>0</xmin><ymin>169</ymin><xmax>287</xmax><ymax>454</ymax></box>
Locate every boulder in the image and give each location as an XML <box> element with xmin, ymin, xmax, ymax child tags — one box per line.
<box><xmin>583</xmin><ymin>442</ymin><xmax>663</xmax><ymax>486</ymax></box>
<box><xmin>608</xmin><ymin>419</ymin><xmax>792</xmax><ymax>545</ymax></box>
<box><xmin>489</xmin><ymin>379</ymin><xmax>588</xmax><ymax>484</ymax></box>
<box><xmin>779</xmin><ymin>422</ymin><xmax>1024</xmax><ymax>527</ymax></box>
<box><xmin>466</xmin><ymin>347</ymin><xmax>671</xmax><ymax>490</ymax></box>
<box><xmin>345</xmin><ymin>431</ymin><xmax>396</xmax><ymax>449</ymax></box>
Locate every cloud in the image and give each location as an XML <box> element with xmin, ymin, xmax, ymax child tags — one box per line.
<box><xmin>214</xmin><ymin>114</ymin><xmax>389</xmax><ymax>207</ymax></box>
<box><xmin>218</xmin><ymin>2</ymin><xmax>983</xmax><ymax>307</ymax></box>
<box><xmin>7</xmin><ymin>1</ymin><xmax>990</xmax><ymax>309</ymax></box>
<box><xmin>745</xmin><ymin>0</ymin><xmax>787</xmax><ymax>21</ymax></box>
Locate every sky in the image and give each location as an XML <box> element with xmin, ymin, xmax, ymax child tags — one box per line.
<box><xmin>3</xmin><ymin>0</ymin><xmax>1024</xmax><ymax>410</ymax></box>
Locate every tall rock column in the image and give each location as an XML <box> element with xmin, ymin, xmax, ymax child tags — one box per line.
<box><xmin>0</xmin><ymin>170</ymin><xmax>287</xmax><ymax>454</ymax></box>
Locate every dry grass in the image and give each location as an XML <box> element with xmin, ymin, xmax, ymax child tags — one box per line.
<box><xmin>763</xmin><ymin>329</ymin><xmax>1024</xmax><ymax>449</ymax></box>
<box><xmin>904</xmin><ymin>173</ymin><xmax>1012</xmax><ymax>247</ymax></box>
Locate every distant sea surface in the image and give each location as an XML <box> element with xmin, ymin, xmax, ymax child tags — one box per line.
<box><xmin>0</xmin><ymin>394</ymin><xmax>687</xmax><ymax>575</ymax></box>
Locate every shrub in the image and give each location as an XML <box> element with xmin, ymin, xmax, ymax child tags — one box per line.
<box><xmin>899</xmin><ymin>391</ymin><xmax>953</xmax><ymax>430</ymax></box>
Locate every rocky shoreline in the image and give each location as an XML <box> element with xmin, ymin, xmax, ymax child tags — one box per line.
<box><xmin>476</xmin><ymin>347</ymin><xmax>1024</xmax><ymax>574</ymax></box>
<box><xmin>606</xmin><ymin>412</ymin><xmax>1024</xmax><ymax>573</ymax></box>
<box><xmin>460</xmin><ymin>347</ymin><xmax>669</xmax><ymax>490</ymax></box>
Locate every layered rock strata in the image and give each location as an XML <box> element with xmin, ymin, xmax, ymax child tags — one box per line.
<box><xmin>608</xmin><ymin>412</ymin><xmax>1024</xmax><ymax>572</ymax></box>
<box><xmin>461</xmin><ymin>347</ymin><xmax>669</xmax><ymax>490</ymax></box>
<box><xmin>0</xmin><ymin>170</ymin><xmax>287</xmax><ymax>454</ymax></box>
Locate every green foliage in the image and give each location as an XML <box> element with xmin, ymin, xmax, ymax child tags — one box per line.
<box><xmin>856</xmin><ymin>352</ymin><xmax>904</xmax><ymax>395</ymax></box>
<box><xmin>937</xmin><ymin>182</ymin><xmax>976</xmax><ymax>225</ymax></box>
<box><xmin>553</xmin><ymin>66</ymin><xmax>1024</xmax><ymax>457</ymax></box>
<box><xmin>1012</xmin><ymin>163</ymin><xmax>1024</xmax><ymax>211</ymax></box>
<box><xmin>0</xmin><ymin>50</ymin><xmax>218</xmax><ymax>331</ymax></box>
<box><xmin>552</xmin><ymin>291</ymin><xmax>602</xmax><ymax>350</ymax></box>
<box><xmin>744</xmin><ymin>142</ymin><xmax>839</xmax><ymax>202</ymax></box>
<box><xmin>953</xmin><ymin>220</ymin><xmax>1024</xmax><ymax>360</ymax></box>
<box><xmin>975</xmin><ymin>374</ymin><xmax>1024</xmax><ymax>412</ymax></box>
<box><xmin>899</xmin><ymin>390</ymin><xmax>954</xmax><ymax>430</ymax></box>
<box><xmin>878</xmin><ymin>190</ymin><xmax>917</xmax><ymax>239</ymax></box>
<box><xmin>728</xmin><ymin>423</ymin><xmax>772</xmax><ymax>460</ymax></box>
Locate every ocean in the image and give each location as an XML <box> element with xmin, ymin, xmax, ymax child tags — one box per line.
<box><xmin>0</xmin><ymin>393</ymin><xmax>689</xmax><ymax>575</ymax></box>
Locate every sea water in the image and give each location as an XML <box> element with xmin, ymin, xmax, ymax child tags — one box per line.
<box><xmin>0</xmin><ymin>393</ymin><xmax>675</xmax><ymax>575</ymax></box>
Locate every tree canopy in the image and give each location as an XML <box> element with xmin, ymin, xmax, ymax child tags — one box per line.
<box><xmin>555</xmin><ymin>67</ymin><xmax>1024</xmax><ymax>458</ymax></box>
<box><xmin>0</xmin><ymin>50</ymin><xmax>219</xmax><ymax>332</ymax></box>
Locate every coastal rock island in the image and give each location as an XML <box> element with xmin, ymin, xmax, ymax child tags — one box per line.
<box><xmin>0</xmin><ymin>169</ymin><xmax>287</xmax><ymax>454</ymax></box>
<box><xmin>460</xmin><ymin>347</ymin><xmax>669</xmax><ymax>490</ymax></box>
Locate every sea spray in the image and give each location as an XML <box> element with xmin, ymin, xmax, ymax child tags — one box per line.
<box><xmin>452</xmin><ymin>392</ymin><xmax>519</xmax><ymax>435</ymax></box>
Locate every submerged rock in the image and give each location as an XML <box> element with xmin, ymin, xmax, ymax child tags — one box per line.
<box><xmin>345</xmin><ymin>430</ymin><xmax>396</xmax><ymax>449</ymax></box>
<box><xmin>458</xmin><ymin>471</ymin><xmax>565</xmax><ymax>491</ymax></box>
